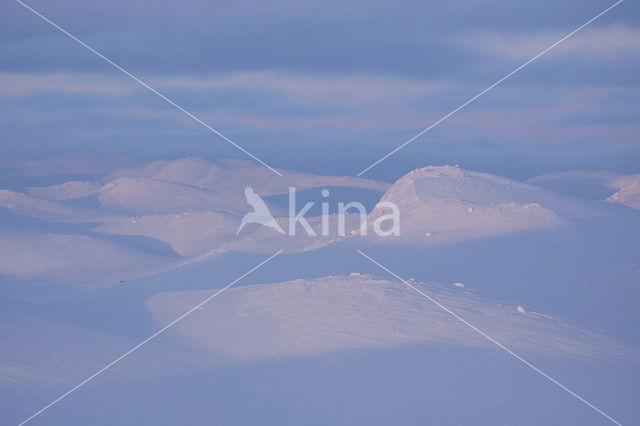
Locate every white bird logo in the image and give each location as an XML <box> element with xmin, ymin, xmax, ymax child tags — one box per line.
<box><xmin>237</xmin><ymin>186</ymin><xmax>285</xmax><ymax>235</ymax></box>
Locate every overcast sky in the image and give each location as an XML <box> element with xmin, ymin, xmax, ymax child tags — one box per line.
<box><xmin>1</xmin><ymin>0</ymin><xmax>638</xmax><ymax>180</ymax></box>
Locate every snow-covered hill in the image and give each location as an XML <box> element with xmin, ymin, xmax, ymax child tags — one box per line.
<box><xmin>366</xmin><ymin>165</ymin><xmax>568</xmax><ymax>244</ymax></box>
<box><xmin>147</xmin><ymin>274</ymin><xmax>631</xmax><ymax>362</ymax></box>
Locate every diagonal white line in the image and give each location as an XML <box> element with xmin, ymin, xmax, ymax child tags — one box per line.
<box><xmin>356</xmin><ymin>0</ymin><xmax>624</xmax><ymax>176</ymax></box>
<box><xmin>356</xmin><ymin>249</ymin><xmax>623</xmax><ymax>425</ymax></box>
<box><xmin>17</xmin><ymin>250</ymin><xmax>282</xmax><ymax>426</ymax></box>
<box><xmin>14</xmin><ymin>0</ymin><xmax>283</xmax><ymax>177</ymax></box>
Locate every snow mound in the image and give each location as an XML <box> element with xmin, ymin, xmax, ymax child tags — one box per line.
<box><xmin>0</xmin><ymin>189</ymin><xmax>108</xmax><ymax>223</ymax></box>
<box><xmin>105</xmin><ymin>157</ymin><xmax>389</xmax><ymax>195</ymax></box>
<box><xmin>98</xmin><ymin>177</ymin><xmax>246</xmax><ymax>215</ymax></box>
<box><xmin>368</xmin><ymin>166</ymin><xmax>565</xmax><ymax>243</ymax></box>
<box><xmin>528</xmin><ymin>170</ymin><xmax>640</xmax><ymax>204</ymax></box>
<box><xmin>606</xmin><ymin>179</ymin><xmax>640</xmax><ymax>210</ymax></box>
<box><xmin>0</xmin><ymin>229</ymin><xmax>175</xmax><ymax>286</ymax></box>
<box><xmin>27</xmin><ymin>181</ymin><xmax>101</xmax><ymax>201</ymax></box>
<box><xmin>147</xmin><ymin>274</ymin><xmax>628</xmax><ymax>362</ymax></box>
<box><xmin>23</xmin><ymin>152</ymin><xmax>143</xmax><ymax>177</ymax></box>
<box><xmin>94</xmin><ymin>211</ymin><xmax>240</xmax><ymax>257</ymax></box>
